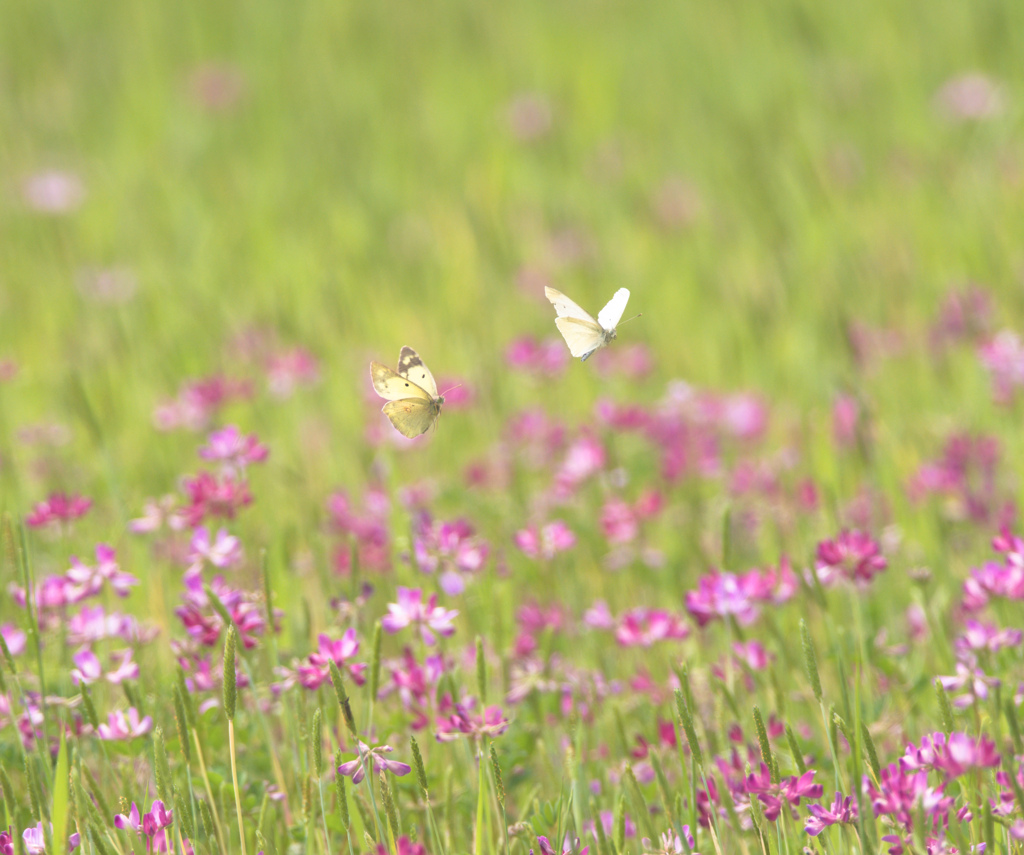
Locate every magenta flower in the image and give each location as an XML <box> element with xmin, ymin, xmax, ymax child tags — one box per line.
<box><xmin>685</xmin><ymin>560</ymin><xmax>796</xmax><ymax>628</ymax></box>
<box><xmin>640</xmin><ymin>827</ymin><xmax>694</xmax><ymax>855</ymax></box>
<box><xmin>266</xmin><ymin>347</ymin><xmax>320</xmax><ymax>398</ymax></box>
<box><xmin>178</xmin><ymin>471</ymin><xmax>253</xmax><ymax>528</ymax></box>
<box><xmin>514</xmin><ymin>521</ymin><xmax>576</xmax><ymax>560</ymax></box>
<box><xmin>70</xmin><ymin>648</ymin><xmax>102</xmax><ymax>685</ymax></box>
<box><xmin>831</xmin><ymin>395</ymin><xmax>860</xmax><ymax>448</ymax></box>
<box><xmin>22</xmin><ymin>822</ymin><xmax>80</xmax><ymax>853</ymax></box>
<box><xmin>435</xmin><ymin>696</ymin><xmax>509</xmax><ymax>742</ymax></box>
<box><xmin>142</xmin><ymin>801</ymin><xmax>173</xmax><ymax>836</ymax></box>
<box><xmin>198</xmin><ymin>425</ymin><xmax>269</xmax><ymax>475</ymax></box>
<box><xmin>937</xmin><ymin>656</ymin><xmax>1000</xmax><ymax>708</ymax></box>
<box><xmin>375</xmin><ymin>837</ymin><xmax>427</xmax><ymax>855</ymax></box>
<box><xmin>956</xmin><ymin>619</ymin><xmax>1022</xmax><ymax>654</ymax></box>
<box><xmin>382</xmin><ymin>648</ymin><xmax>444</xmax><ymax>729</ymax></box>
<box><xmin>25</xmin><ymin>492</ymin><xmax>92</xmax><ymax>528</ymax></box>
<box><xmin>65</xmin><ymin>544</ymin><xmax>138</xmax><ymax>599</ymax></box>
<box><xmin>613</xmin><ymin>608</ymin><xmax>689</xmax><ymax>647</ymax></box>
<box><xmin>601</xmin><ymin>498</ymin><xmax>638</xmax><ymax>545</ymax></box>
<box><xmin>188</xmin><ymin>526</ymin><xmax>242</xmax><ymax>571</ymax></box>
<box><xmin>866</xmin><ymin>762</ymin><xmax>951</xmax><ymax>833</ymax></box>
<box><xmin>176</xmin><ymin>569</ymin><xmax>267</xmax><ymax>648</ymax></box>
<box><xmin>805</xmin><ymin>792</ymin><xmax>858</xmax><ymax>836</ymax></box>
<box><xmin>382</xmin><ymin>587</ymin><xmax>458</xmax><ymax>645</ymax></box>
<box><xmin>506</xmin><ymin>337</ymin><xmax>568</xmax><ymax>375</ymax></box>
<box><xmin>153</xmin><ymin>375</ymin><xmax>252</xmax><ymax>432</ymax></box>
<box><xmin>98</xmin><ymin>708</ymin><xmax>152</xmax><ymax>740</ymax></box>
<box><xmin>553</xmin><ymin>434</ymin><xmax>605</xmax><ymax>499</ymax></box>
<box><xmin>0</xmin><ymin>624</ymin><xmax>26</xmax><ymax>656</ymax></box>
<box><xmin>298</xmin><ymin>629</ymin><xmax>367</xmax><ymax>689</ymax></box>
<box><xmin>115</xmin><ymin>803</ymin><xmax>142</xmax><ymax>832</ymax></box>
<box><xmin>979</xmin><ymin>331</ymin><xmax>1024</xmax><ymax>403</ymax></box>
<box><xmin>413</xmin><ymin>515</ymin><xmax>489</xmax><ymax>595</ymax></box>
<box><xmin>128</xmin><ymin>495</ymin><xmax>182</xmax><ymax>534</ymax></box>
<box><xmin>536</xmin><ymin>836</ymin><xmax>589</xmax><ymax>855</ymax></box>
<box><xmin>908</xmin><ymin>433</ymin><xmax>1011</xmax><ymax>526</ymax></box>
<box><xmin>814</xmin><ymin>529</ymin><xmax>887</xmax><ymax>587</ymax></box>
<box><xmin>901</xmin><ymin>731</ymin><xmax>1000</xmax><ymax>779</ymax></box>
<box><xmin>337</xmin><ymin>741</ymin><xmax>411</xmax><ymax>784</ymax></box>
<box><xmin>327</xmin><ymin>488</ymin><xmax>392</xmax><ymax>574</ymax></box>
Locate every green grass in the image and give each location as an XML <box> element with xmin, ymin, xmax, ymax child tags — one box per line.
<box><xmin>3</xmin><ymin>0</ymin><xmax>1024</xmax><ymax>852</ymax></box>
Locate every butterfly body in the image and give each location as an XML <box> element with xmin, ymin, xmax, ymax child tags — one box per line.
<box><xmin>545</xmin><ymin>286</ymin><xmax>631</xmax><ymax>361</ymax></box>
<box><xmin>371</xmin><ymin>347</ymin><xmax>444</xmax><ymax>437</ymax></box>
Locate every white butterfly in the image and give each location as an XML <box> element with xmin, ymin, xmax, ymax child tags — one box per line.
<box><xmin>545</xmin><ymin>286</ymin><xmax>635</xmax><ymax>362</ymax></box>
<box><xmin>370</xmin><ymin>347</ymin><xmax>444</xmax><ymax>438</ymax></box>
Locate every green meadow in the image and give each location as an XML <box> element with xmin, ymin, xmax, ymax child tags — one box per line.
<box><xmin>2</xmin><ymin>1</ymin><xmax>1024</xmax><ymax>853</ymax></box>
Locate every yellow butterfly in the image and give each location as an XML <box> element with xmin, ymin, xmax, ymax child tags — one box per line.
<box><xmin>545</xmin><ymin>286</ymin><xmax>638</xmax><ymax>362</ymax></box>
<box><xmin>370</xmin><ymin>347</ymin><xmax>445</xmax><ymax>438</ymax></box>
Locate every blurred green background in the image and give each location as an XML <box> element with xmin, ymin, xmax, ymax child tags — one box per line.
<box><xmin>2</xmin><ymin>0</ymin><xmax>1023</xmax><ymax>518</ymax></box>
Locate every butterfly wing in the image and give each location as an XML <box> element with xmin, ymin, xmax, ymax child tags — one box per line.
<box><xmin>371</xmin><ymin>362</ymin><xmax>432</xmax><ymax>402</ymax></box>
<box><xmin>554</xmin><ymin>317</ymin><xmax>607</xmax><ymax>360</ymax></box>
<box><xmin>396</xmin><ymin>346</ymin><xmax>439</xmax><ymax>398</ymax></box>
<box><xmin>383</xmin><ymin>399</ymin><xmax>441</xmax><ymax>438</ymax></box>
<box><xmin>596</xmin><ymin>288</ymin><xmax>630</xmax><ymax>331</ymax></box>
<box><xmin>545</xmin><ymin>287</ymin><xmax>598</xmax><ymax>324</ymax></box>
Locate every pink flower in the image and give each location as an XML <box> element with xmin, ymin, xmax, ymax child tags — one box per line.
<box><xmin>337</xmin><ymin>742</ymin><xmax>411</xmax><ymax>784</ymax></box>
<box><xmin>0</xmin><ymin>624</ymin><xmax>26</xmax><ymax>656</ymax></box>
<box><xmin>956</xmin><ymin>619</ymin><xmax>1022</xmax><ymax>654</ymax></box>
<box><xmin>685</xmin><ymin>560</ymin><xmax>797</xmax><ymax>627</ymax></box>
<box><xmin>435</xmin><ymin>696</ymin><xmax>509</xmax><ymax>742</ymax></box>
<box><xmin>600</xmin><ymin>498</ymin><xmax>638</xmax><ymax>545</ymax></box>
<box><xmin>506</xmin><ymin>337</ymin><xmax>568</xmax><ymax>375</ymax></box>
<box><xmin>413</xmin><ymin>515</ymin><xmax>489</xmax><ymax>595</ymax></box>
<box><xmin>506</xmin><ymin>93</ymin><xmax>553</xmax><ymax>142</ymax></box>
<box><xmin>21</xmin><ymin>170</ymin><xmax>85</xmax><ymax>213</ymax></box>
<box><xmin>298</xmin><ymin>629</ymin><xmax>367</xmax><ymax>689</ymax></box>
<box><xmin>553</xmin><ymin>434</ymin><xmax>605</xmax><ymax>499</ymax></box>
<box><xmin>592</xmin><ymin>344</ymin><xmax>654</xmax><ymax>380</ymax></box>
<box><xmin>188</xmin><ymin>526</ymin><xmax>242</xmax><ymax>571</ymax></box>
<box><xmin>154</xmin><ymin>375</ymin><xmax>252</xmax><ymax>432</ymax></box>
<box><xmin>614</xmin><ymin>609</ymin><xmax>689</xmax><ymax>647</ymax></box>
<box><xmin>265</xmin><ymin>347</ymin><xmax>320</xmax><ymax>398</ymax></box>
<box><xmin>514</xmin><ymin>521</ymin><xmax>576</xmax><ymax>559</ymax></box>
<box><xmin>979</xmin><ymin>331</ymin><xmax>1024</xmax><ymax>404</ymax></box>
<box><xmin>21</xmin><ymin>823</ymin><xmax>80</xmax><ymax>854</ymax></box>
<box><xmin>188</xmin><ymin>62</ymin><xmax>246</xmax><ymax>112</ymax></box>
<box><xmin>832</xmin><ymin>395</ymin><xmax>860</xmax><ymax>448</ymax></box>
<box><xmin>65</xmin><ymin>544</ymin><xmax>138</xmax><ymax>599</ymax></box>
<box><xmin>814</xmin><ymin>529</ymin><xmax>887</xmax><ymax>587</ymax></box>
<box><xmin>26</xmin><ymin>492</ymin><xmax>92</xmax><ymax>528</ymax></box>
<box><xmin>142</xmin><ymin>800</ymin><xmax>174</xmax><ymax>836</ymax></box>
<box><xmin>98</xmin><ymin>707</ymin><xmax>152</xmax><ymax>740</ymax></box>
<box><xmin>375</xmin><ymin>838</ymin><xmax>427</xmax><ymax>855</ymax></box>
<box><xmin>70</xmin><ymin>648</ymin><xmax>103</xmax><ymax>685</ymax></box>
<box><xmin>536</xmin><ymin>836</ymin><xmax>588</xmax><ymax>855</ymax></box>
<box><xmin>805</xmin><ymin>792</ymin><xmax>858</xmax><ymax>836</ymax></box>
<box><xmin>901</xmin><ymin>731</ymin><xmax>1000</xmax><ymax>779</ymax></box>
<box><xmin>935</xmin><ymin>73</ymin><xmax>1005</xmax><ymax>120</ymax></box>
<box><xmin>178</xmin><ymin>471</ymin><xmax>252</xmax><ymax>528</ymax></box>
<box><xmin>115</xmin><ymin>802</ymin><xmax>142</xmax><ymax>832</ymax></box>
<box><xmin>381</xmin><ymin>587</ymin><xmax>458</xmax><ymax>646</ymax></box>
<box><xmin>198</xmin><ymin>425</ymin><xmax>269</xmax><ymax>474</ymax></box>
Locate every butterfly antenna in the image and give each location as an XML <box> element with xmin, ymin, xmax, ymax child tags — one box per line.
<box><xmin>618</xmin><ymin>312</ymin><xmax>643</xmax><ymax>326</ymax></box>
<box><xmin>439</xmin><ymin>383</ymin><xmax>462</xmax><ymax>397</ymax></box>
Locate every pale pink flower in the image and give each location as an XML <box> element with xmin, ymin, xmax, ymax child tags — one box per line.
<box><xmin>381</xmin><ymin>587</ymin><xmax>458</xmax><ymax>645</ymax></box>
<box><xmin>22</xmin><ymin>170</ymin><xmax>85</xmax><ymax>213</ymax></box>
